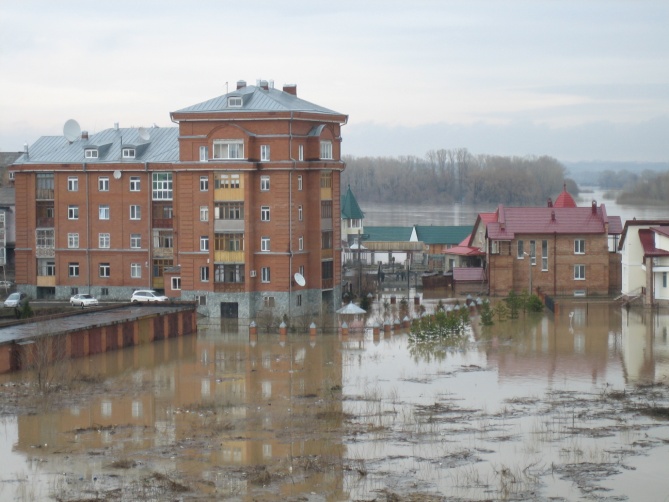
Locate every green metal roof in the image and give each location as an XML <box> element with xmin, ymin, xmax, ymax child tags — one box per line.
<box><xmin>364</xmin><ymin>226</ymin><xmax>413</xmax><ymax>242</ymax></box>
<box><xmin>340</xmin><ymin>185</ymin><xmax>365</xmax><ymax>220</ymax></box>
<box><xmin>415</xmin><ymin>225</ymin><xmax>473</xmax><ymax>245</ymax></box>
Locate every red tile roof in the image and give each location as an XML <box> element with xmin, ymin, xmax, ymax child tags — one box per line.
<box><xmin>553</xmin><ymin>186</ymin><xmax>577</xmax><ymax>208</ymax></box>
<box><xmin>639</xmin><ymin>229</ymin><xmax>669</xmax><ymax>257</ymax></box>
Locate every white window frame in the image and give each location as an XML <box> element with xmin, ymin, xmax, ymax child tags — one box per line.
<box><xmin>68</xmin><ymin>205</ymin><xmax>79</xmax><ymax>220</ymax></box>
<box><xmin>200</xmin><ymin>236</ymin><xmax>209</xmax><ymax>251</ymax></box>
<box><xmin>122</xmin><ymin>148</ymin><xmax>135</xmax><ymax>158</ymax></box>
<box><xmin>320</xmin><ymin>140</ymin><xmax>333</xmax><ymax>160</ymax></box>
<box><xmin>541</xmin><ymin>239</ymin><xmax>548</xmax><ymax>272</ymax></box>
<box><xmin>261</xmin><ymin>206</ymin><xmax>270</xmax><ymax>222</ymax></box>
<box><xmin>298</xmin><ymin>205</ymin><xmax>303</xmax><ymax>221</ymax></box>
<box><xmin>99</xmin><ymin>233</ymin><xmax>110</xmax><ymax>249</ymax></box>
<box><xmin>261</xmin><ymin>266</ymin><xmax>270</xmax><ymax>283</ymax></box>
<box><xmin>200</xmin><ymin>266</ymin><xmax>209</xmax><ymax>282</ymax></box>
<box><xmin>131</xmin><ymin>263</ymin><xmax>142</xmax><ymax>278</ymax></box>
<box><xmin>260</xmin><ymin>145</ymin><xmax>270</xmax><ymax>162</ymax></box>
<box><xmin>85</xmin><ymin>149</ymin><xmax>98</xmax><ymax>159</ymax></box>
<box><xmin>261</xmin><ymin>237</ymin><xmax>270</xmax><ymax>252</ymax></box>
<box><xmin>213</xmin><ymin>140</ymin><xmax>244</xmax><ymax>160</ymax></box>
<box><xmin>68</xmin><ymin>263</ymin><xmax>79</xmax><ymax>277</ymax></box>
<box><xmin>517</xmin><ymin>240</ymin><xmax>524</xmax><ymax>259</ymax></box>
<box><xmin>130</xmin><ymin>233</ymin><xmax>141</xmax><ymax>248</ymax></box>
<box><xmin>130</xmin><ymin>205</ymin><xmax>141</xmax><ymax>220</ymax></box>
<box><xmin>228</xmin><ymin>96</ymin><xmax>243</xmax><ymax>107</ymax></box>
<box><xmin>298</xmin><ymin>145</ymin><xmax>304</xmax><ymax>162</ymax></box>
<box><xmin>68</xmin><ymin>233</ymin><xmax>79</xmax><ymax>249</ymax></box>
<box><xmin>297</xmin><ymin>175</ymin><xmax>303</xmax><ymax>190</ymax></box>
<box><xmin>99</xmin><ymin>263</ymin><xmax>110</xmax><ymax>278</ymax></box>
<box><xmin>99</xmin><ymin>205</ymin><xmax>110</xmax><ymax>220</ymax></box>
<box><xmin>68</xmin><ymin>176</ymin><xmax>78</xmax><ymax>191</ymax></box>
<box><xmin>574</xmin><ymin>239</ymin><xmax>585</xmax><ymax>254</ymax></box>
<box><xmin>152</xmin><ymin>172</ymin><xmax>173</xmax><ymax>200</ymax></box>
<box><xmin>200</xmin><ymin>176</ymin><xmax>209</xmax><ymax>191</ymax></box>
<box><xmin>98</xmin><ymin>177</ymin><xmax>109</xmax><ymax>191</ymax></box>
<box><xmin>130</xmin><ymin>176</ymin><xmax>140</xmax><ymax>192</ymax></box>
<box><xmin>199</xmin><ymin>146</ymin><xmax>208</xmax><ymax>162</ymax></box>
<box><xmin>260</xmin><ymin>175</ymin><xmax>270</xmax><ymax>191</ymax></box>
<box><xmin>574</xmin><ymin>264</ymin><xmax>585</xmax><ymax>280</ymax></box>
<box><xmin>171</xmin><ymin>277</ymin><xmax>181</xmax><ymax>290</ymax></box>
<box><xmin>200</xmin><ymin>206</ymin><xmax>209</xmax><ymax>222</ymax></box>
<box><xmin>298</xmin><ymin>236</ymin><xmax>304</xmax><ymax>251</ymax></box>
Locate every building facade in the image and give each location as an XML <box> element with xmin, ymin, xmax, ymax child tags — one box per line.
<box><xmin>10</xmin><ymin>80</ymin><xmax>347</xmax><ymax>318</ymax></box>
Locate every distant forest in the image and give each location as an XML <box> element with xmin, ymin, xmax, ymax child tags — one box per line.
<box><xmin>600</xmin><ymin>169</ymin><xmax>669</xmax><ymax>205</ymax></box>
<box><xmin>341</xmin><ymin>149</ymin><xmax>578</xmax><ymax>206</ymax></box>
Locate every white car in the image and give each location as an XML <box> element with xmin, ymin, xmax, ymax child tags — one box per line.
<box><xmin>4</xmin><ymin>292</ymin><xmax>27</xmax><ymax>308</ymax></box>
<box><xmin>130</xmin><ymin>290</ymin><xmax>168</xmax><ymax>303</ymax></box>
<box><xmin>70</xmin><ymin>293</ymin><xmax>99</xmax><ymax>307</ymax></box>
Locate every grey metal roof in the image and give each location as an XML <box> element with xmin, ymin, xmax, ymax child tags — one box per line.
<box><xmin>13</xmin><ymin>127</ymin><xmax>179</xmax><ymax>164</ymax></box>
<box><xmin>174</xmin><ymin>84</ymin><xmax>344</xmax><ymax>116</ymax></box>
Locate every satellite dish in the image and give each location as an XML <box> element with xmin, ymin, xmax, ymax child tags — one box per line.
<box><xmin>294</xmin><ymin>272</ymin><xmax>306</xmax><ymax>287</ymax></box>
<box><xmin>113</xmin><ymin>170</ymin><xmax>122</xmax><ymax>180</ymax></box>
<box><xmin>138</xmin><ymin>127</ymin><xmax>150</xmax><ymax>141</ymax></box>
<box><xmin>63</xmin><ymin>119</ymin><xmax>81</xmax><ymax>142</ymax></box>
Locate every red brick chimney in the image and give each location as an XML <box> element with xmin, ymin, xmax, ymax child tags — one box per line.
<box><xmin>236</xmin><ymin>80</ymin><xmax>246</xmax><ymax>90</ymax></box>
<box><xmin>283</xmin><ymin>84</ymin><xmax>297</xmax><ymax>96</ymax></box>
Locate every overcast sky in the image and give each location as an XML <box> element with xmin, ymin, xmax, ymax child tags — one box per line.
<box><xmin>1</xmin><ymin>0</ymin><xmax>667</xmax><ymax>162</ymax></box>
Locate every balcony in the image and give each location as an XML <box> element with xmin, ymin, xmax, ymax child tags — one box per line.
<box><xmin>36</xmin><ymin>188</ymin><xmax>54</xmax><ymax>201</ymax></box>
<box><xmin>321</xmin><ymin>248</ymin><xmax>333</xmax><ymax>259</ymax></box>
<box><xmin>214</xmin><ymin>250</ymin><xmax>244</xmax><ymax>263</ymax></box>
<box><xmin>37</xmin><ymin>275</ymin><xmax>56</xmax><ymax>287</ymax></box>
<box><xmin>152</xmin><ymin>218</ymin><xmax>173</xmax><ymax>229</ymax></box>
<box><xmin>153</xmin><ymin>247</ymin><xmax>174</xmax><ymax>259</ymax></box>
<box><xmin>36</xmin><ymin>217</ymin><xmax>54</xmax><ymax>228</ymax></box>
<box><xmin>320</xmin><ymin>187</ymin><xmax>332</xmax><ymax>200</ymax></box>
<box><xmin>322</xmin><ymin>278</ymin><xmax>333</xmax><ymax>290</ymax></box>
<box><xmin>152</xmin><ymin>277</ymin><xmax>165</xmax><ymax>290</ymax></box>
<box><xmin>214</xmin><ymin>219</ymin><xmax>244</xmax><ymax>232</ymax></box>
<box><xmin>214</xmin><ymin>282</ymin><xmax>245</xmax><ymax>293</ymax></box>
<box><xmin>321</xmin><ymin>218</ymin><xmax>332</xmax><ymax>231</ymax></box>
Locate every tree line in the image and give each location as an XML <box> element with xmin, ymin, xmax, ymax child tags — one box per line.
<box><xmin>341</xmin><ymin>149</ymin><xmax>577</xmax><ymax>205</ymax></box>
<box><xmin>610</xmin><ymin>170</ymin><xmax>669</xmax><ymax>205</ymax></box>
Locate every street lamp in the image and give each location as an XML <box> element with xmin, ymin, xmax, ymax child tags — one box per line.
<box><xmin>523</xmin><ymin>252</ymin><xmax>532</xmax><ymax>294</ymax></box>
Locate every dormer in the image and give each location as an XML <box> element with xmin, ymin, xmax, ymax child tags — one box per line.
<box><xmin>122</xmin><ymin>147</ymin><xmax>136</xmax><ymax>159</ymax></box>
<box><xmin>227</xmin><ymin>96</ymin><xmax>243</xmax><ymax>108</ymax></box>
<box><xmin>84</xmin><ymin>148</ymin><xmax>98</xmax><ymax>159</ymax></box>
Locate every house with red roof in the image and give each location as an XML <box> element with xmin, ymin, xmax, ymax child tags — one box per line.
<box><xmin>618</xmin><ymin>220</ymin><xmax>669</xmax><ymax>306</ymax></box>
<box><xmin>467</xmin><ymin>193</ymin><xmax>623</xmax><ymax>297</ymax></box>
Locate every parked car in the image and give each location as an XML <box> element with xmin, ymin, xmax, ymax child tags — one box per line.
<box><xmin>130</xmin><ymin>290</ymin><xmax>168</xmax><ymax>303</ymax></box>
<box><xmin>4</xmin><ymin>292</ymin><xmax>28</xmax><ymax>308</ymax></box>
<box><xmin>70</xmin><ymin>293</ymin><xmax>99</xmax><ymax>308</ymax></box>
<box><xmin>0</xmin><ymin>280</ymin><xmax>13</xmax><ymax>289</ymax></box>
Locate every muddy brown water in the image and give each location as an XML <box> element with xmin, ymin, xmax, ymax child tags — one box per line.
<box><xmin>1</xmin><ymin>300</ymin><xmax>668</xmax><ymax>501</ymax></box>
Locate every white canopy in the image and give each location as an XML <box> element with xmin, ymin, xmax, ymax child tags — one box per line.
<box><xmin>336</xmin><ymin>303</ymin><xmax>367</xmax><ymax>315</ymax></box>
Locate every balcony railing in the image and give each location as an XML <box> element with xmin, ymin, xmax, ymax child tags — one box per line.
<box><xmin>214</xmin><ymin>282</ymin><xmax>245</xmax><ymax>293</ymax></box>
<box><xmin>37</xmin><ymin>275</ymin><xmax>56</xmax><ymax>287</ymax></box>
<box><xmin>152</xmin><ymin>218</ymin><xmax>173</xmax><ymax>228</ymax></box>
<box><xmin>36</xmin><ymin>217</ymin><xmax>54</xmax><ymax>227</ymax></box>
<box><xmin>321</xmin><ymin>248</ymin><xmax>333</xmax><ymax>259</ymax></box>
<box><xmin>153</xmin><ymin>247</ymin><xmax>174</xmax><ymax>258</ymax></box>
<box><xmin>36</xmin><ymin>189</ymin><xmax>54</xmax><ymax>200</ymax></box>
<box><xmin>322</xmin><ymin>278</ymin><xmax>333</xmax><ymax>290</ymax></box>
<box><xmin>214</xmin><ymin>250</ymin><xmax>244</xmax><ymax>263</ymax></box>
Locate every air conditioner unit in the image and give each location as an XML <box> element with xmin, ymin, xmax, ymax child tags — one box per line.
<box><xmin>250</xmin><ymin>270</ymin><xmax>257</xmax><ymax>277</ymax></box>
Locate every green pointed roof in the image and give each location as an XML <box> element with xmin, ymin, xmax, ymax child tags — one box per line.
<box><xmin>340</xmin><ymin>185</ymin><xmax>365</xmax><ymax>220</ymax></box>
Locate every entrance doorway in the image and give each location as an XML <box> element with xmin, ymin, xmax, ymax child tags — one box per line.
<box><xmin>220</xmin><ymin>302</ymin><xmax>239</xmax><ymax>318</ymax></box>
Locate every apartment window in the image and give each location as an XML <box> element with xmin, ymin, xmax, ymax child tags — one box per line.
<box><xmin>171</xmin><ymin>277</ymin><xmax>181</xmax><ymax>290</ymax></box>
<box><xmin>68</xmin><ymin>177</ymin><xmax>78</xmax><ymax>191</ymax></box>
<box><xmin>130</xmin><ymin>205</ymin><xmax>141</xmax><ymax>220</ymax></box>
<box><xmin>71</xmin><ymin>287</ymin><xmax>78</xmax><ymax>295</ymax></box>
<box><xmin>321</xmin><ymin>201</ymin><xmax>333</xmax><ymax>218</ymax></box>
<box><xmin>321</xmin><ymin>231</ymin><xmax>333</xmax><ymax>250</ymax></box>
<box><xmin>215</xmin><ymin>173</ymin><xmax>240</xmax><ymax>189</ymax></box>
<box><xmin>200</xmin><ymin>206</ymin><xmax>209</xmax><ymax>222</ymax></box>
<box><xmin>152</xmin><ymin>172</ymin><xmax>173</xmax><ymax>200</ymax></box>
<box><xmin>297</xmin><ymin>294</ymin><xmax>302</xmax><ymax>307</ymax></box>
<box><xmin>228</xmin><ymin>96</ymin><xmax>243</xmax><ymax>107</ymax></box>
<box><xmin>260</xmin><ymin>175</ymin><xmax>270</xmax><ymax>191</ymax></box>
<box><xmin>298</xmin><ymin>236</ymin><xmax>304</xmax><ymax>251</ymax></box>
<box><xmin>99</xmin><ymin>233</ymin><xmax>110</xmax><ymax>248</ymax></box>
<box><xmin>216</xmin><ymin>233</ymin><xmax>243</xmax><ymax>251</ymax></box>
<box><xmin>529</xmin><ymin>240</ymin><xmax>536</xmax><ymax>265</ymax></box>
<box><xmin>36</xmin><ymin>229</ymin><xmax>54</xmax><ymax>248</ymax></box>
<box><xmin>131</xmin><ymin>263</ymin><xmax>142</xmax><ymax>278</ymax></box>
<box><xmin>199</xmin><ymin>146</ymin><xmax>209</xmax><ymax>162</ymax></box>
<box><xmin>85</xmin><ymin>149</ymin><xmax>98</xmax><ymax>159</ymax></box>
<box><xmin>38</xmin><ymin>260</ymin><xmax>55</xmax><ymax>276</ymax></box>
<box><xmin>68</xmin><ymin>233</ymin><xmax>79</xmax><ymax>249</ymax></box>
<box><xmin>320</xmin><ymin>140</ymin><xmax>333</xmax><ymax>160</ymax></box>
<box><xmin>197</xmin><ymin>295</ymin><xmax>207</xmax><ymax>306</ymax></box>
<box><xmin>322</xmin><ymin>260</ymin><xmax>334</xmax><ymax>280</ymax></box>
<box><xmin>200</xmin><ymin>266</ymin><xmax>209</xmax><ymax>282</ymax></box>
<box><xmin>213</xmin><ymin>140</ymin><xmax>244</xmax><ymax>160</ymax></box>
<box><xmin>299</xmin><ymin>265</ymin><xmax>305</xmax><ymax>277</ymax></box>
<box><xmin>215</xmin><ymin>202</ymin><xmax>244</xmax><ymax>220</ymax></box>
<box><xmin>261</xmin><ymin>267</ymin><xmax>270</xmax><ymax>283</ymax></box>
<box><xmin>130</xmin><ymin>176</ymin><xmax>140</xmax><ymax>191</ymax></box>
<box><xmin>98</xmin><ymin>177</ymin><xmax>109</xmax><ymax>191</ymax></box>
<box><xmin>68</xmin><ymin>263</ymin><xmax>79</xmax><ymax>277</ymax></box>
<box><xmin>36</xmin><ymin>172</ymin><xmax>54</xmax><ymax>199</ymax></box>
<box><xmin>298</xmin><ymin>205</ymin><xmax>303</xmax><ymax>221</ymax></box>
<box><xmin>297</xmin><ymin>175</ymin><xmax>303</xmax><ymax>190</ymax></box>
<box><xmin>663</xmin><ymin>272</ymin><xmax>667</xmax><ymax>288</ymax></box>
<box><xmin>122</xmin><ymin>148</ymin><xmax>135</xmax><ymax>158</ymax></box>
<box><xmin>517</xmin><ymin>240</ymin><xmax>524</xmax><ymax>259</ymax></box>
<box><xmin>200</xmin><ymin>176</ymin><xmax>209</xmax><ymax>191</ymax></box>
<box><xmin>99</xmin><ymin>205</ymin><xmax>110</xmax><ymax>220</ymax></box>
<box><xmin>68</xmin><ymin>205</ymin><xmax>79</xmax><ymax>220</ymax></box>
<box><xmin>260</xmin><ymin>145</ymin><xmax>270</xmax><ymax>162</ymax></box>
<box><xmin>99</xmin><ymin>263</ymin><xmax>111</xmax><ymax>278</ymax></box>
<box><xmin>130</xmin><ymin>233</ymin><xmax>141</xmax><ymax>248</ymax></box>
<box><xmin>200</xmin><ymin>236</ymin><xmax>209</xmax><ymax>251</ymax></box>
<box><xmin>264</xmin><ymin>296</ymin><xmax>275</xmax><ymax>308</ymax></box>
<box><xmin>261</xmin><ymin>206</ymin><xmax>270</xmax><ymax>222</ymax></box>
<box><xmin>574</xmin><ymin>264</ymin><xmax>585</xmax><ymax>280</ymax></box>
<box><xmin>214</xmin><ymin>263</ymin><xmax>245</xmax><ymax>283</ymax></box>
<box><xmin>298</xmin><ymin>145</ymin><xmax>304</xmax><ymax>162</ymax></box>
<box><xmin>541</xmin><ymin>240</ymin><xmax>548</xmax><ymax>271</ymax></box>
<box><xmin>261</xmin><ymin>237</ymin><xmax>270</xmax><ymax>252</ymax></box>
<box><xmin>320</xmin><ymin>171</ymin><xmax>332</xmax><ymax>188</ymax></box>
<box><xmin>574</xmin><ymin>239</ymin><xmax>585</xmax><ymax>254</ymax></box>
<box><xmin>155</xmin><ymin>231</ymin><xmax>173</xmax><ymax>248</ymax></box>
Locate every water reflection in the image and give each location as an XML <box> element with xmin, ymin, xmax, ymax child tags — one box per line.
<box><xmin>2</xmin><ymin>303</ymin><xmax>669</xmax><ymax>500</ymax></box>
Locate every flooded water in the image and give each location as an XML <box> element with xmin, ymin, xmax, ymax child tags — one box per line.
<box><xmin>1</xmin><ymin>300</ymin><xmax>668</xmax><ymax>501</ymax></box>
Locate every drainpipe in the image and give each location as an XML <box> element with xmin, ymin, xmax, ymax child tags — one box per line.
<box><xmin>84</xmin><ymin>162</ymin><xmax>91</xmax><ymax>293</ymax></box>
<box><xmin>288</xmin><ymin>111</ymin><xmax>295</xmax><ymax>319</ymax></box>
<box><xmin>553</xmin><ymin>232</ymin><xmax>557</xmax><ymax>296</ymax></box>
<box><xmin>146</xmin><ymin>162</ymin><xmax>151</xmax><ymax>289</ymax></box>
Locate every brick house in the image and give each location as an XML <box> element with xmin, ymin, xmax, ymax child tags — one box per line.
<box><xmin>469</xmin><ymin>193</ymin><xmax>623</xmax><ymax>297</ymax></box>
<box><xmin>9</xmin><ymin>80</ymin><xmax>347</xmax><ymax>318</ymax></box>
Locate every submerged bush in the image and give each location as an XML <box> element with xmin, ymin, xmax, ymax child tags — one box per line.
<box><xmin>410</xmin><ymin>308</ymin><xmax>470</xmax><ymax>344</ymax></box>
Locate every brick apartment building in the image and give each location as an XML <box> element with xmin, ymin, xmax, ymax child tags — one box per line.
<box><xmin>468</xmin><ymin>187</ymin><xmax>623</xmax><ymax>297</ymax></box>
<box><xmin>10</xmin><ymin>80</ymin><xmax>347</xmax><ymax>318</ymax></box>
